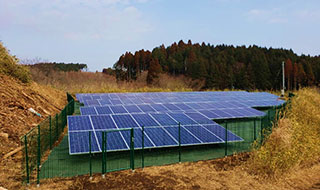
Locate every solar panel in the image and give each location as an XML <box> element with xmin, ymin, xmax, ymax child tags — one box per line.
<box><xmin>69</xmin><ymin>131</ymin><xmax>100</xmax><ymax>154</ymax></box>
<box><xmin>112</xmin><ymin>114</ymin><xmax>139</xmax><ymax>128</ymax></box>
<box><xmin>91</xmin><ymin>115</ymin><xmax>117</xmax><ymax>130</ymax></box>
<box><xmin>144</xmin><ymin>127</ymin><xmax>177</xmax><ymax>146</ymax></box>
<box><xmin>84</xmin><ymin>99</ymin><xmax>101</xmax><ymax>107</ymax></box>
<box><xmin>221</xmin><ymin>109</ymin><xmax>245</xmax><ymax>118</ymax></box>
<box><xmin>110</xmin><ymin>105</ymin><xmax>128</xmax><ymax>114</ymax></box>
<box><xmin>162</xmin><ymin>104</ymin><xmax>181</xmax><ymax>111</ymax></box>
<box><xmin>95</xmin><ymin>131</ymin><xmax>128</xmax><ymax>151</ymax></box>
<box><xmin>95</xmin><ymin>106</ymin><xmax>113</xmax><ymax>115</ymax></box>
<box><xmin>184</xmin><ymin>112</ymin><xmax>216</xmax><ymax>124</ymax></box>
<box><xmin>183</xmin><ymin>125</ymin><xmax>223</xmax><ymax>143</ymax></box>
<box><xmin>164</xmin><ymin>126</ymin><xmax>201</xmax><ymax>145</ymax></box>
<box><xmin>98</xmin><ymin>99</ymin><xmax>112</xmax><ymax>106</ymax></box>
<box><xmin>131</xmin><ymin>113</ymin><xmax>159</xmax><ymax>127</ymax></box>
<box><xmin>68</xmin><ymin>116</ymin><xmax>93</xmax><ymax>131</ymax></box>
<box><xmin>80</xmin><ymin>107</ymin><xmax>97</xmax><ymax>115</ymax></box>
<box><xmin>109</xmin><ymin>94</ymin><xmax>119</xmax><ymax>99</ymax></box>
<box><xmin>174</xmin><ymin>103</ymin><xmax>194</xmax><ymax>111</ymax></box>
<box><xmin>198</xmin><ymin>110</ymin><xmax>221</xmax><ymax>119</ymax></box>
<box><xmin>208</xmin><ymin>109</ymin><xmax>232</xmax><ymax>119</ymax></box>
<box><xmin>137</xmin><ymin>104</ymin><xmax>156</xmax><ymax>112</ymax></box>
<box><xmin>124</xmin><ymin>105</ymin><xmax>142</xmax><ymax>113</ymax></box>
<box><xmin>141</xmin><ymin>98</ymin><xmax>154</xmax><ymax>104</ymax></box>
<box><xmin>168</xmin><ymin>113</ymin><xmax>197</xmax><ymax>125</ymax></box>
<box><xmin>121</xmin><ymin>98</ymin><xmax>134</xmax><ymax>105</ymax></box>
<box><xmin>120</xmin><ymin>128</ymin><xmax>154</xmax><ymax>148</ymax></box>
<box><xmin>243</xmin><ymin>107</ymin><xmax>266</xmax><ymax>117</ymax></box>
<box><xmin>185</xmin><ymin>103</ymin><xmax>205</xmax><ymax>109</ymax></box>
<box><xmin>150</xmin><ymin>113</ymin><xmax>177</xmax><ymax>126</ymax></box>
<box><xmin>202</xmin><ymin>125</ymin><xmax>243</xmax><ymax>142</ymax></box>
<box><xmin>110</xmin><ymin>99</ymin><xmax>122</xmax><ymax>105</ymax></box>
<box><xmin>150</xmin><ymin>104</ymin><xmax>169</xmax><ymax>112</ymax></box>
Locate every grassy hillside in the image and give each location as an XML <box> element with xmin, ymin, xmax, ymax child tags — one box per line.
<box><xmin>249</xmin><ymin>88</ymin><xmax>320</xmax><ymax>177</ymax></box>
<box><xmin>0</xmin><ymin>42</ymin><xmax>31</xmax><ymax>83</ymax></box>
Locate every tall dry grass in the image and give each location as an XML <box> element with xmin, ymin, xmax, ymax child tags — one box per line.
<box><xmin>29</xmin><ymin>68</ymin><xmax>194</xmax><ymax>93</ymax></box>
<box><xmin>249</xmin><ymin>88</ymin><xmax>320</xmax><ymax>177</ymax></box>
<box><xmin>0</xmin><ymin>42</ymin><xmax>31</xmax><ymax>83</ymax></box>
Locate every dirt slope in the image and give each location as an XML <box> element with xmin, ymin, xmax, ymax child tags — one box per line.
<box><xmin>0</xmin><ymin>73</ymin><xmax>66</xmax><ymax>189</ymax></box>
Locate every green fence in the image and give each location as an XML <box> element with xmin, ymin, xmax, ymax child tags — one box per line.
<box><xmin>22</xmin><ymin>98</ymin><xmax>285</xmax><ymax>186</ymax></box>
<box><xmin>21</xmin><ymin>93</ymin><xmax>75</xmax><ymax>185</ymax></box>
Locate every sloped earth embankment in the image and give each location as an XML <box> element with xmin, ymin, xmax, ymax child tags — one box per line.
<box><xmin>0</xmin><ymin>74</ymin><xmax>66</xmax><ymax>189</ymax></box>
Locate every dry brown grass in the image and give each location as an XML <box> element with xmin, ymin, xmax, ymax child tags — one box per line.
<box><xmin>0</xmin><ymin>42</ymin><xmax>31</xmax><ymax>83</ymax></box>
<box><xmin>29</xmin><ymin>68</ymin><xmax>196</xmax><ymax>93</ymax></box>
<box><xmin>249</xmin><ymin>88</ymin><xmax>320</xmax><ymax>178</ymax></box>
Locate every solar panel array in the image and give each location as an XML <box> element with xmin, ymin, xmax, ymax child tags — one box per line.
<box><xmin>68</xmin><ymin>91</ymin><xmax>285</xmax><ymax>154</ymax></box>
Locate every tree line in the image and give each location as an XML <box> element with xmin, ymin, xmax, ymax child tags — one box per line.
<box><xmin>113</xmin><ymin>40</ymin><xmax>320</xmax><ymax>90</ymax></box>
<box><xmin>28</xmin><ymin>62</ymin><xmax>88</xmax><ymax>74</ymax></box>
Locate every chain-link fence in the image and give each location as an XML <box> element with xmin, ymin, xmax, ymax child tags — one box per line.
<box><xmin>21</xmin><ymin>97</ymin><xmax>286</xmax><ymax>186</ymax></box>
<box><xmin>21</xmin><ymin>93</ymin><xmax>75</xmax><ymax>185</ymax></box>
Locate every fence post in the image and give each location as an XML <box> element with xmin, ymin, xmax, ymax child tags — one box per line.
<box><xmin>102</xmin><ymin>131</ymin><xmax>105</xmax><ymax>178</ymax></box>
<box><xmin>24</xmin><ymin>135</ymin><xmax>30</xmax><ymax>185</ymax></box>
<box><xmin>64</xmin><ymin>108</ymin><xmax>67</xmax><ymax>127</ymax></box>
<box><xmin>71</xmin><ymin>99</ymin><xmax>74</xmax><ymax>114</ymax></box>
<box><xmin>254</xmin><ymin>117</ymin><xmax>256</xmax><ymax>141</ymax></box>
<box><xmin>55</xmin><ymin>114</ymin><xmax>58</xmax><ymax>141</ymax></box>
<box><xmin>66</xmin><ymin>102</ymin><xmax>69</xmax><ymax>116</ymax></box>
<box><xmin>49</xmin><ymin>115</ymin><xmax>52</xmax><ymax>150</ymax></box>
<box><xmin>104</xmin><ymin>131</ymin><xmax>108</xmax><ymax>172</ymax></box>
<box><xmin>178</xmin><ymin>122</ymin><xmax>181</xmax><ymax>163</ymax></box>
<box><xmin>37</xmin><ymin>125</ymin><xmax>40</xmax><ymax>186</ymax></box>
<box><xmin>225</xmin><ymin>120</ymin><xmax>228</xmax><ymax>156</ymax></box>
<box><xmin>260</xmin><ymin>117</ymin><xmax>263</xmax><ymax>144</ymax></box>
<box><xmin>268</xmin><ymin>110</ymin><xmax>271</xmax><ymax>127</ymax></box>
<box><xmin>130</xmin><ymin>128</ymin><xmax>135</xmax><ymax>172</ymax></box>
<box><xmin>142</xmin><ymin>126</ymin><xmax>144</xmax><ymax>169</ymax></box>
<box><xmin>89</xmin><ymin>131</ymin><xmax>92</xmax><ymax>180</ymax></box>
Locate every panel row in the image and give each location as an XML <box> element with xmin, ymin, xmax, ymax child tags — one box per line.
<box><xmin>81</xmin><ymin>98</ymin><xmax>284</xmax><ymax>108</ymax></box>
<box><xmin>68</xmin><ymin>124</ymin><xmax>243</xmax><ymax>154</ymax></box>
<box><xmin>76</xmin><ymin>91</ymin><xmax>279</xmax><ymax>102</ymax></box>
<box><xmin>79</xmin><ymin>105</ymin><xmax>266</xmax><ymax>120</ymax></box>
<box><xmin>68</xmin><ymin>112</ymin><xmax>217</xmax><ymax>131</ymax></box>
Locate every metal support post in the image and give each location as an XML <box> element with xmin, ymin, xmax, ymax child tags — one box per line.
<box><xmin>142</xmin><ymin>126</ymin><xmax>144</xmax><ymax>169</ymax></box>
<box><xmin>178</xmin><ymin>123</ymin><xmax>181</xmax><ymax>163</ymax></box>
<box><xmin>225</xmin><ymin>121</ymin><xmax>228</xmax><ymax>156</ymax></box>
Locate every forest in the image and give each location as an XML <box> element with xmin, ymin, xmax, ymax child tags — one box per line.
<box><xmin>113</xmin><ymin>40</ymin><xmax>320</xmax><ymax>90</ymax></box>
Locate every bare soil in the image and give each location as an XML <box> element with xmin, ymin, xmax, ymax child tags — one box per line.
<box><xmin>0</xmin><ymin>74</ymin><xmax>66</xmax><ymax>189</ymax></box>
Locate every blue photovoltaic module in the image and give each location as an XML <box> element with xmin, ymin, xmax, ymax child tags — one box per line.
<box><xmin>68</xmin><ymin>91</ymin><xmax>284</xmax><ymax>154</ymax></box>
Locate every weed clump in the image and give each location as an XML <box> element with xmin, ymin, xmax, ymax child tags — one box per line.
<box><xmin>249</xmin><ymin>88</ymin><xmax>320</xmax><ymax>177</ymax></box>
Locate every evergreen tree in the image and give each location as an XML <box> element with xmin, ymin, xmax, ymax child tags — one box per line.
<box><xmin>147</xmin><ymin>58</ymin><xmax>162</xmax><ymax>85</ymax></box>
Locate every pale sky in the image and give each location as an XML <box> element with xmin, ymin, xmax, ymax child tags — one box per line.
<box><xmin>0</xmin><ymin>0</ymin><xmax>319</xmax><ymax>71</ymax></box>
